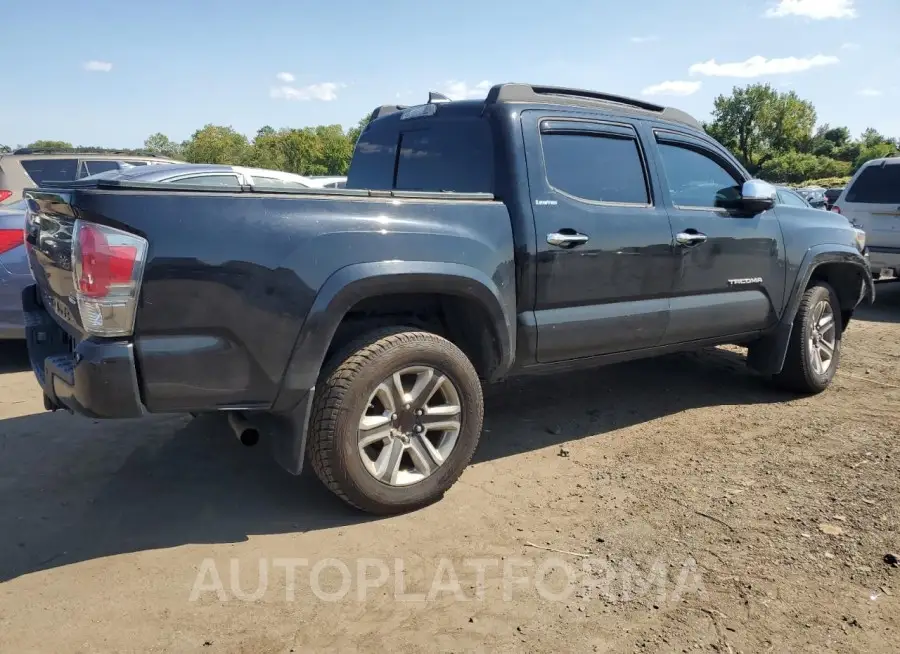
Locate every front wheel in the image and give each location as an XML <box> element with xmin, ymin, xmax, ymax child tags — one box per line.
<box><xmin>307</xmin><ymin>328</ymin><xmax>484</xmax><ymax>515</ymax></box>
<box><xmin>769</xmin><ymin>281</ymin><xmax>842</xmax><ymax>394</ymax></box>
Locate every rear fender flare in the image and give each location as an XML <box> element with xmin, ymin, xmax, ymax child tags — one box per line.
<box><xmin>272</xmin><ymin>260</ymin><xmax>515</xmax><ymax>412</ymax></box>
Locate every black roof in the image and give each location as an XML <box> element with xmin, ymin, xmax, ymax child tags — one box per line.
<box><xmin>368</xmin><ymin>82</ymin><xmax>702</xmax><ymax>130</ymax></box>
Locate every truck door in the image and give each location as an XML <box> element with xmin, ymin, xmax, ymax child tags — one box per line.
<box><xmin>522</xmin><ymin>111</ymin><xmax>678</xmax><ymax>363</ymax></box>
<box><xmin>647</xmin><ymin>128</ymin><xmax>784</xmax><ymax>344</ymax></box>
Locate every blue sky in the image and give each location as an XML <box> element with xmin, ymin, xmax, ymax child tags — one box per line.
<box><xmin>1</xmin><ymin>0</ymin><xmax>897</xmax><ymax>148</ymax></box>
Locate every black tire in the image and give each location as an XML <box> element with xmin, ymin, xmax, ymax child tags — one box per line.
<box><xmin>307</xmin><ymin>327</ymin><xmax>484</xmax><ymax>515</ymax></box>
<box><xmin>769</xmin><ymin>282</ymin><xmax>842</xmax><ymax>394</ymax></box>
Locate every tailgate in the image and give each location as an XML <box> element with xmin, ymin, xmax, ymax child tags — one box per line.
<box><xmin>842</xmin><ymin>161</ymin><xmax>900</xmax><ymax>248</ymax></box>
<box><xmin>23</xmin><ymin>190</ymin><xmax>83</xmax><ymax>335</ymax></box>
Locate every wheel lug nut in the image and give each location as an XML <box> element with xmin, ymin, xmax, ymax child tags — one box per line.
<box><xmin>405</xmin><ymin>404</ymin><xmax>411</xmax><ymax>410</ymax></box>
<box><xmin>415</xmin><ymin>409</ymin><xmax>423</xmax><ymax>416</ymax></box>
<box><xmin>414</xmin><ymin>425</ymin><xmax>423</xmax><ymax>433</ymax></box>
<box><xmin>391</xmin><ymin>413</ymin><xmax>398</xmax><ymax>420</ymax></box>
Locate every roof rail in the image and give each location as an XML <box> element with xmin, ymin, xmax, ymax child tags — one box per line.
<box><xmin>12</xmin><ymin>147</ymin><xmax>165</xmax><ymax>156</ymax></box>
<box><xmin>484</xmin><ymin>83</ymin><xmax>702</xmax><ymax>130</ymax></box>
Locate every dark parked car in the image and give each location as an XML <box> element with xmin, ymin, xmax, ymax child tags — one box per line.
<box><xmin>0</xmin><ymin>149</ymin><xmax>181</xmax><ymax>206</ymax></box>
<box><xmin>0</xmin><ymin>199</ymin><xmax>31</xmax><ymax>339</ymax></box>
<box><xmin>824</xmin><ymin>187</ymin><xmax>844</xmax><ymax>210</ymax></box>
<box><xmin>22</xmin><ymin>83</ymin><xmax>874</xmax><ymax>515</ymax></box>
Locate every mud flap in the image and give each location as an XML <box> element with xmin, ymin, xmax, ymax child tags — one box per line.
<box><xmin>258</xmin><ymin>388</ymin><xmax>315</xmax><ymax>475</ymax></box>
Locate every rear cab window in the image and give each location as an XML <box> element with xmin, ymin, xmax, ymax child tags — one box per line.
<box><xmin>846</xmin><ymin>163</ymin><xmax>900</xmax><ymax>203</ymax></box>
<box><xmin>347</xmin><ymin>110</ymin><xmax>494</xmax><ymax>193</ymax></box>
<box><xmin>20</xmin><ymin>159</ymin><xmax>79</xmax><ymax>185</ymax></box>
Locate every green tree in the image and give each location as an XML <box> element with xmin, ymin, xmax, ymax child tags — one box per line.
<box><xmin>143</xmin><ymin>132</ymin><xmax>183</xmax><ymax>159</ymax></box>
<box><xmin>27</xmin><ymin>139</ymin><xmax>73</xmax><ymax>150</ymax></box>
<box><xmin>705</xmin><ymin>84</ymin><xmax>816</xmax><ymax>174</ymax></box>
<box><xmin>0</xmin><ymin>144</ymin><xmax>10</xmax><ymax>154</ymax></box>
<box><xmin>181</xmin><ymin>125</ymin><xmax>250</xmax><ymax>165</ymax></box>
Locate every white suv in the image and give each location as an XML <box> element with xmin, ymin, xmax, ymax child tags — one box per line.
<box><xmin>833</xmin><ymin>156</ymin><xmax>900</xmax><ymax>280</ymax></box>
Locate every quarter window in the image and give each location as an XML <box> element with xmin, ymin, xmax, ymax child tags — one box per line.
<box><xmin>540</xmin><ymin>132</ymin><xmax>649</xmax><ymax>204</ymax></box>
<box><xmin>657</xmin><ymin>142</ymin><xmax>741</xmax><ymax>209</ymax></box>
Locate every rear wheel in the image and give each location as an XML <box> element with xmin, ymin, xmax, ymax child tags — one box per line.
<box><xmin>769</xmin><ymin>282</ymin><xmax>841</xmax><ymax>394</ymax></box>
<box><xmin>307</xmin><ymin>328</ymin><xmax>484</xmax><ymax>515</ymax></box>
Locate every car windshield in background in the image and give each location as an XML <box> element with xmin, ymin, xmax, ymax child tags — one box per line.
<box><xmin>20</xmin><ymin>159</ymin><xmax>79</xmax><ymax>185</ymax></box>
<box><xmin>846</xmin><ymin>164</ymin><xmax>900</xmax><ymax>203</ymax></box>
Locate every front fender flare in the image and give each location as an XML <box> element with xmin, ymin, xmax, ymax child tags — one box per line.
<box><xmin>747</xmin><ymin>244</ymin><xmax>873</xmax><ymax>376</ymax></box>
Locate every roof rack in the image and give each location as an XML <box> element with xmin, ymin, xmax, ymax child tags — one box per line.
<box><xmin>12</xmin><ymin>147</ymin><xmax>165</xmax><ymax>156</ymax></box>
<box><xmin>486</xmin><ymin>83</ymin><xmax>702</xmax><ymax>130</ymax></box>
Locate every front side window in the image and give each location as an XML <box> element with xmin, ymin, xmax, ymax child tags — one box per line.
<box><xmin>540</xmin><ymin>132</ymin><xmax>649</xmax><ymax>204</ymax></box>
<box><xmin>20</xmin><ymin>159</ymin><xmax>79</xmax><ymax>185</ymax></box>
<box><xmin>657</xmin><ymin>142</ymin><xmax>741</xmax><ymax>209</ymax></box>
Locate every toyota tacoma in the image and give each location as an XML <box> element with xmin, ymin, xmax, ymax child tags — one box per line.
<box><xmin>22</xmin><ymin>83</ymin><xmax>874</xmax><ymax>514</ymax></box>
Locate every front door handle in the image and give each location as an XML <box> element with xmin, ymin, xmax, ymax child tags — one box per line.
<box><xmin>547</xmin><ymin>231</ymin><xmax>590</xmax><ymax>248</ymax></box>
<box><xmin>675</xmin><ymin>231</ymin><xmax>708</xmax><ymax>247</ymax></box>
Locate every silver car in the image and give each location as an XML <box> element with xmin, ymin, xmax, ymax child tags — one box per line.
<box><xmin>833</xmin><ymin>157</ymin><xmax>900</xmax><ymax>280</ymax></box>
<box><xmin>0</xmin><ymin>149</ymin><xmax>181</xmax><ymax>205</ymax></box>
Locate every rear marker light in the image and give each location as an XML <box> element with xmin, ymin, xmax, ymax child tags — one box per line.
<box><xmin>831</xmin><ymin>205</ymin><xmax>841</xmax><ymax>214</ymax></box>
<box><xmin>0</xmin><ymin>228</ymin><xmax>23</xmax><ymax>255</ymax></box>
<box><xmin>0</xmin><ymin>190</ymin><xmax>12</xmax><ymax>203</ymax></box>
<box><xmin>72</xmin><ymin>220</ymin><xmax>148</xmax><ymax>337</ymax></box>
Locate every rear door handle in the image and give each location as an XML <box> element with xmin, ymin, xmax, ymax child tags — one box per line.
<box><xmin>547</xmin><ymin>231</ymin><xmax>590</xmax><ymax>248</ymax></box>
<box><xmin>675</xmin><ymin>231</ymin><xmax>707</xmax><ymax>247</ymax></box>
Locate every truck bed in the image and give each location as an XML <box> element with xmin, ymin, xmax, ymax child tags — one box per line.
<box><xmin>23</xmin><ymin>182</ymin><xmax>514</xmax><ymax>414</ymax></box>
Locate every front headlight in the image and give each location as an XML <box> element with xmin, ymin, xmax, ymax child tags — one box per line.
<box><xmin>852</xmin><ymin>228</ymin><xmax>866</xmax><ymax>253</ymax></box>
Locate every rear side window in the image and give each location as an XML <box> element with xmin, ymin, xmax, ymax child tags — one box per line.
<box><xmin>846</xmin><ymin>164</ymin><xmax>900</xmax><ymax>204</ymax></box>
<box><xmin>540</xmin><ymin>133</ymin><xmax>649</xmax><ymax>204</ymax></box>
<box><xmin>395</xmin><ymin>122</ymin><xmax>493</xmax><ymax>193</ymax></box>
<box><xmin>20</xmin><ymin>159</ymin><xmax>79</xmax><ymax>185</ymax></box>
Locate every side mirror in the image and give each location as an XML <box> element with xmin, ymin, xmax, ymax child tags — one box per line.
<box><xmin>739</xmin><ymin>179</ymin><xmax>777</xmax><ymax>214</ymax></box>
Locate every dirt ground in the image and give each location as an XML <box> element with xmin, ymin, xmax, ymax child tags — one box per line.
<box><xmin>1</xmin><ymin>285</ymin><xmax>898</xmax><ymax>654</ymax></box>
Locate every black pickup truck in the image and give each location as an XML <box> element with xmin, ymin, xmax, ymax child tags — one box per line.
<box><xmin>22</xmin><ymin>83</ymin><xmax>874</xmax><ymax>514</ymax></box>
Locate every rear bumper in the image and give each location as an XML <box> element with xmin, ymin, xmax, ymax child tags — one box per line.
<box><xmin>22</xmin><ymin>284</ymin><xmax>145</xmax><ymax>418</ymax></box>
<box><xmin>867</xmin><ymin>247</ymin><xmax>900</xmax><ymax>276</ymax></box>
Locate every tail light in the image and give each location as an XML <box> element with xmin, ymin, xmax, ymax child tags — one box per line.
<box><xmin>831</xmin><ymin>205</ymin><xmax>841</xmax><ymax>214</ymax></box>
<box><xmin>72</xmin><ymin>220</ymin><xmax>148</xmax><ymax>337</ymax></box>
<box><xmin>0</xmin><ymin>229</ymin><xmax>23</xmax><ymax>255</ymax></box>
<box><xmin>0</xmin><ymin>190</ymin><xmax>12</xmax><ymax>203</ymax></box>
